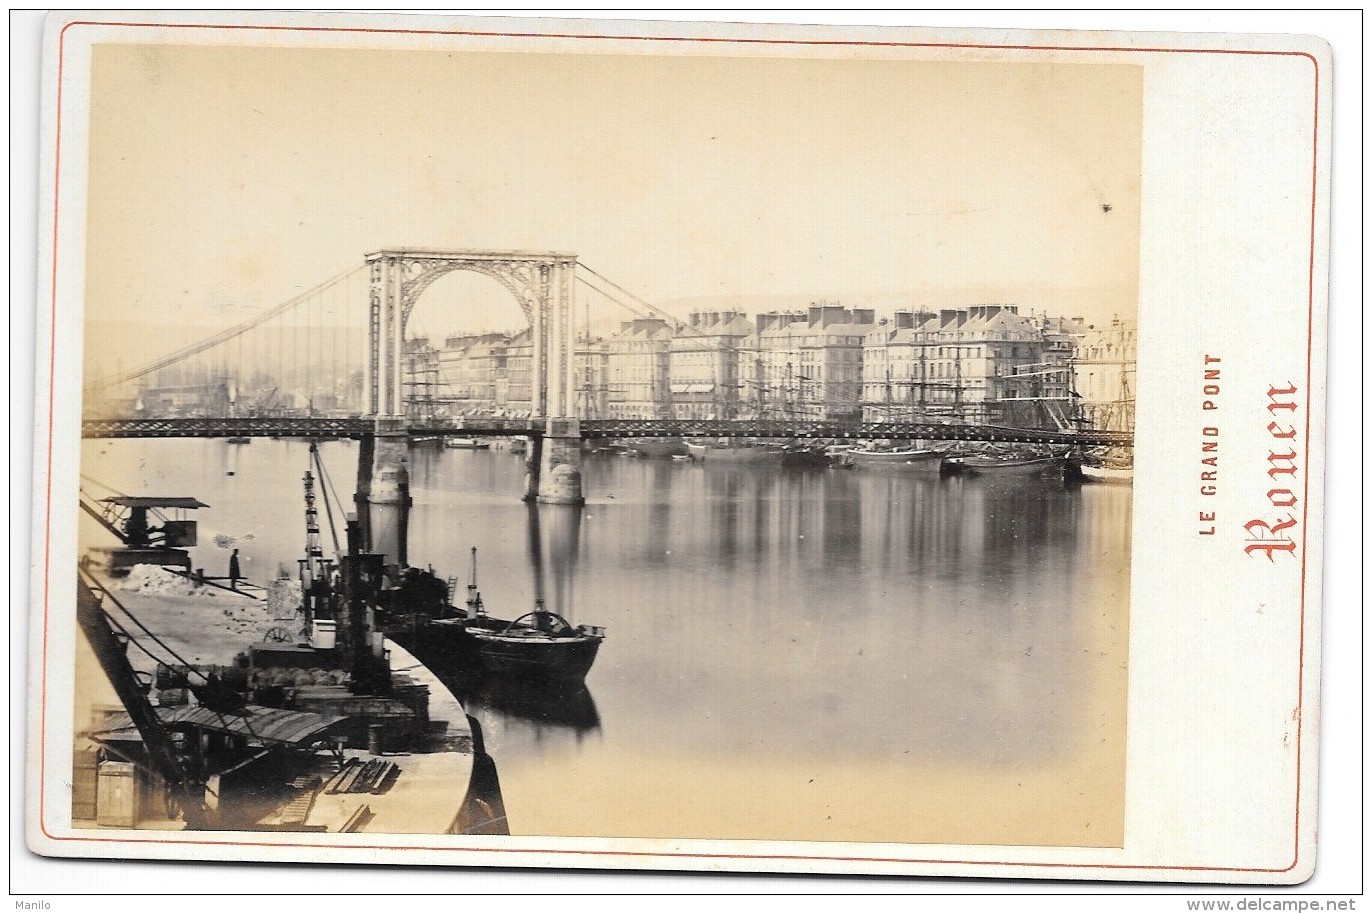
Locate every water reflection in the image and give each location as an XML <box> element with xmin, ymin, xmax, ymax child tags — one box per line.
<box><xmin>81</xmin><ymin>439</ymin><xmax>1131</xmax><ymax>844</ymax></box>
<box><xmin>466</xmin><ymin>676</ymin><xmax>601</xmax><ymax>738</ymax></box>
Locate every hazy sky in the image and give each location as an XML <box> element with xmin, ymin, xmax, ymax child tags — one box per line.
<box><xmin>85</xmin><ymin>43</ymin><xmax>1141</xmax><ymax>342</ymax></box>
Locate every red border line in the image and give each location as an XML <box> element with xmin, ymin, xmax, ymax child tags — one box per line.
<box><xmin>39</xmin><ymin>18</ymin><xmax>1323</xmax><ymax>876</ymax></box>
<box><xmin>1291</xmin><ymin>28</ymin><xmax>1322</xmax><ymax>876</ymax></box>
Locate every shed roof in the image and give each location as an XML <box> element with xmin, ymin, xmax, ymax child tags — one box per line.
<box><xmin>93</xmin><ymin>705</ymin><xmax>349</xmax><ymax>747</ymax></box>
<box><xmin>102</xmin><ymin>497</ymin><xmax>208</xmax><ymax>509</ymax></box>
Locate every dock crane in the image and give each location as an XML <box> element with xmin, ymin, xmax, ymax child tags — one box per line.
<box><xmin>79</xmin><ymin>494</ymin><xmax>207</xmax><ymax>575</ymax></box>
<box><xmin>75</xmin><ymin>575</ymin><xmax>210</xmax><ymax>827</ymax></box>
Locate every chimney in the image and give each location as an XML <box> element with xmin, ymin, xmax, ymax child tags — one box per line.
<box><xmin>940</xmin><ymin>309</ymin><xmax>961</xmax><ymax>327</ymax></box>
<box><xmin>821</xmin><ymin>305</ymin><xmax>848</xmax><ymax>326</ymax></box>
<box><xmin>808</xmin><ymin>305</ymin><xmax>823</xmax><ymax>325</ymax></box>
<box><xmin>756</xmin><ymin>313</ymin><xmax>772</xmax><ymax>335</ymax></box>
<box><xmin>894</xmin><ymin>310</ymin><xmax>915</xmax><ymax>330</ymax></box>
<box><xmin>852</xmin><ymin>308</ymin><xmax>875</xmax><ymax>325</ymax></box>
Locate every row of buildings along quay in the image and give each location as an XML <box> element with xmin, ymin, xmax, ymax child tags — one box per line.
<box><xmin>113</xmin><ymin>302</ymin><xmax>1136</xmax><ymax>434</ymax></box>
<box><xmin>410</xmin><ymin>304</ymin><xmax>1136</xmax><ymax>432</ymax></box>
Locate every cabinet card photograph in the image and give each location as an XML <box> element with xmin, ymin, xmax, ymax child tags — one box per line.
<box><xmin>25</xmin><ymin>11</ymin><xmax>1331</xmax><ymax>885</ymax></box>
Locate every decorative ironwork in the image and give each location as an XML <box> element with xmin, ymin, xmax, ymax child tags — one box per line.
<box><xmin>81</xmin><ymin>417</ymin><xmax>374</xmax><ymax>439</ymax></box>
<box><xmin>398</xmin><ymin>258</ymin><xmax>542</xmax><ymax>326</ymax></box>
<box><xmin>367</xmin><ymin>250</ymin><xmax>577</xmax><ymax>422</ymax></box>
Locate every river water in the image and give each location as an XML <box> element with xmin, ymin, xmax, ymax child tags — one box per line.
<box><xmin>79</xmin><ymin>438</ymin><xmax>1132</xmax><ymax>848</ymax></box>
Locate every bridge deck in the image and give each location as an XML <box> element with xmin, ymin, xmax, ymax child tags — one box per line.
<box><xmin>81</xmin><ymin>417</ymin><xmax>1132</xmax><ymax>448</ymax></box>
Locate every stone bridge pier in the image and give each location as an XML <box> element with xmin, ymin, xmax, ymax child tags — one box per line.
<box><xmin>356</xmin><ymin>420</ymin><xmax>412</xmax><ymax>566</ymax></box>
<box><xmin>524</xmin><ymin>419</ymin><xmax>584</xmax><ymax>506</ymax></box>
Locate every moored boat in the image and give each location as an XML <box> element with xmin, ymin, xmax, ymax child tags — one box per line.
<box><xmin>1078</xmin><ymin>446</ymin><xmax>1134</xmax><ymax>485</ymax></box>
<box><xmin>445</xmin><ymin>437</ymin><xmax>491</xmax><ymax>449</ymax></box>
<box><xmin>385</xmin><ymin>548</ymin><xmax>605</xmax><ymax>686</ymax></box>
<box><xmin>779</xmin><ymin>444</ymin><xmax>831</xmax><ymax>468</ymax></box>
<box><xmin>844</xmin><ymin>447</ymin><xmax>942</xmax><ymax>471</ymax></box>
<box><xmin>686</xmin><ymin>441</ymin><xmax>784</xmax><ymax>464</ymax></box>
<box><xmin>1080</xmin><ymin>462</ymin><xmax>1133</xmax><ymax>484</ymax></box>
<box><xmin>960</xmin><ymin>455</ymin><xmax>1066</xmax><ymax>478</ymax></box>
<box><xmin>464</xmin><ymin>604</ymin><xmax>604</xmax><ymax>681</ymax></box>
<box><xmin>624</xmin><ymin>438</ymin><xmax>689</xmax><ymax>459</ymax></box>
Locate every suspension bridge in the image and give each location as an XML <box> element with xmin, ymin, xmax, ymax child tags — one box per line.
<box><xmin>83</xmin><ymin>246</ymin><xmax>1131</xmax><ymax>558</ymax></box>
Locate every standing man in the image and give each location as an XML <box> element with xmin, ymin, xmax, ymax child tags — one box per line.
<box><xmin>229</xmin><ymin>549</ymin><xmax>241</xmax><ymax>591</ymax></box>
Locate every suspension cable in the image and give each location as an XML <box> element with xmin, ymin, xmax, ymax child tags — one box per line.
<box><xmin>87</xmin><ymin>264</ymin><xmax>366</xmax><ymax>394</ymax></box>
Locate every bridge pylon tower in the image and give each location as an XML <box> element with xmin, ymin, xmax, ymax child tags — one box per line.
<box><xmin>362</xmin><ymin>250</ymin><xmax>583</xmax><ymax>554</ymax></box>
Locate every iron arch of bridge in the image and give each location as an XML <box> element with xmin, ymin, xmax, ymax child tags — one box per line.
<box><xmin>365</xmin><ymin>248</ymin><xmax>577</xmax><ymax>421</ymax></box>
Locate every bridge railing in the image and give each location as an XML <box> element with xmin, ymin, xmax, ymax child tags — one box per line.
<box><xmin>80</xmin><ymin>416</ymin><xmax>375</xmax><ymax>439</ymax></box>
<box><xmin>83</xmin><ymin>415</ymin><xmax>1133</xmax><ymax>447</ymax></box>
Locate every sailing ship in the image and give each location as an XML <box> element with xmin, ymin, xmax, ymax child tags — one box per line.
<box><xmin>1080</xmin><ymin>363</ymin><xmax>1135</xmax><ymax>482</ymax></box>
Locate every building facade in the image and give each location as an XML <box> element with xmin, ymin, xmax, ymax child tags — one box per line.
<box><xmin>575</xmin><ymin>340</ymin><xmax>611</xmax><ymax>419</ymax></box>
<box><xmin>436</xmin><ymin>331</ymin><xmax>509</xmax><ymax>416</ymax></box>
<box><xmin>1073</xmin><ymin>318</ymin><xmax>1137</xmax><ymax>432</ymax></box>
<box><xmin>413</xmin><ymin>304</ymin><xmax>1129</xmax><ymax>429</ymax></box>
<box><xmin>606</xmin><ymin>318</ymin><xmax>673</xmax><ymax>419</ymax></box>
<box><xmin>860</xmin><ymin>305</ymin><xmax>1063</xmax><ymax>423</ymax></box>
<box><xmin>668</xmin><ymin>311</ymin><xmax>753</xmax><ymax>419</ymax></box>
<box><xmin>753</xmin><ymin>304</ymin><xmax>876</xmax><ymax>420</ymax></box>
